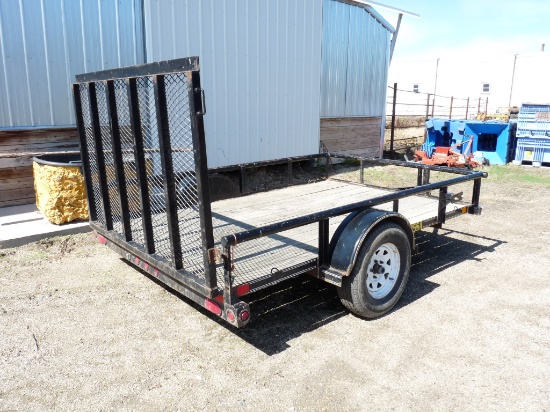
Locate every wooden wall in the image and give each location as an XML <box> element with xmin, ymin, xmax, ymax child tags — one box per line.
<box><xmin>0</xmin><ymin>128</ymin><xmax>79</xmax><ymax>207</ymax></box>
<box><xmin>320</xmin><ymin>117</ymin><xmax>382</xmax><ymax>158</ymax></box>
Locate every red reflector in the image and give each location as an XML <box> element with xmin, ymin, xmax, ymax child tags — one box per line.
<box><xmin>213</xmin><ymin>295</ymin><xmax>224</xmax><ymax>304</ymax></box>
<box><xmin>205</xmin><ymin>299</ymin><xmax>222</xmax><ymax>316</ymax></box>
<box><xmin>97</xmin><ymin>235</ymin><xmax>107</xmax><ymax>245</ymax></box>
<box><xmin>153</xmin><ymin>269</ymin><xmax>159</xmax><ymax>277</ymax></box>
<box><xmin>240</xmin><ymin>311</ymin><xmax>250</xmax><ymax>322</ymax></box>
<box><xmin>144</xmin><ymin>262</ymin><xmax>149</xmax><ymax>270</ymax></box>
<box><xmin>227</xmin><ymin>310</ymin><xmax>235</xmax><ymax>322</ymax></box>
<box><xmin>135</xmin><ymin>257</ymin><xmax>140</xmax><ymax>265</ymax></box>
<box><xmin>236</xmin><ymin>284</ymin><xmax>250</xmax><ymax>296</ymax></box>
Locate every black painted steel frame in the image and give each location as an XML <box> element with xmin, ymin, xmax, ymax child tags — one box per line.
<box><xmin>73</xmin><ymin>57</ymin><xmax>217</xmax><ymax>298</ymax></box>
<box><xmin>73</xmin><ymin>57</ymin><xmax>487</xmax><ymax>328</ymax></box>
<box><xmin>218</xmin><ymin>153</ymin><xmax>486</xmax><ymax>308</ymax></box>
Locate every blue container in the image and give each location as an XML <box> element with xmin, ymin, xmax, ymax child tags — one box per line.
<box><xmin>513</xmin><ymin>138</ymin><xmax>550</xmax><ymax>166</ymax></box>
<box><xmin>516</xmin><ymin>104</ymin><xmax>550</xmax><ymax>138</ymax></box>
<box><xmin>424</xmin><ymin>118</ymin><xmax>514</xmax><ymax>165</ymax></box>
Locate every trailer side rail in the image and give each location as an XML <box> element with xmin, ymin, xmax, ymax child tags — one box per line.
<box><xmin>215</xmin><ymin>155</ymin><xmax>486</xmax><ymax>307</ymax></box>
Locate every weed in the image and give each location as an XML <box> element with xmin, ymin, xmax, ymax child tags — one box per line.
<box><xmin>341</xmin><ymin>158</ymin><xmax>361</xmax><ymax>167</ymax></box>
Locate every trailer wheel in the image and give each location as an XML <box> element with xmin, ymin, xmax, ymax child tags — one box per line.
<box><xmin>338</xmin><ymin>222</ymin><xmax>411</xmax><ymax>319</ymax></box>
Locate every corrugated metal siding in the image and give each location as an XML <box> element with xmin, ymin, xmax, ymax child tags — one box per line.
<box><xmin>320</xmin><ymin>0</ymin><xmax>391</xmax><ymax>117</ymax></box>
<box><xmin>0</xmin><ymin>0</ymin><xmax>144</xmax><ymax>128</ymax></box>
<box><xmin>144</xmin><ymin>0</ymin><xmax>323</xmax><ymax>168</ymax></box>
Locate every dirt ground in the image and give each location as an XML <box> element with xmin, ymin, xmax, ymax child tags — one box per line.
<box><xmin>1</xmin><ymin>164</ymin><xmax>550</xmax><ymax>411</ymax></box>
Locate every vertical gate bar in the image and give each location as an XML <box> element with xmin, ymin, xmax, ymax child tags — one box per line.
<box><xmin>417</xmin><ymin>168</ymin><xmax>423</xmax><ymax>186</ymax></box>
<box><xmin>126</xmin><ymin>77</ymin><xmax>155</xmax><ymax>254</ymax></box>
<box><xmin>465</xmin><ymin>97</ymin><xmax>470</xmax><ymax>120</ymax></box>
<box><xmin>105</xmin><ymin>80</ymin><xmax>132</xmax><ymax>240</ymax></box>
<box><xmin>485</xmin><ymin>97</ymin><xmax>489</xmax><ymax>114</ymax></box>
<box><xmin>188</xmin><ymin>70</ymin><xmax>217</xmax><ymax>291</ymax></box>
<box><xmin>477</xmin><ymin>97</ymin><xmax>481</xmax><ymax>114</ymax></box>
<box><xmin>449</xmin><ymin>96</ymin><xmax>454</xmax><ymax>119</ymax></box>
<box><xmin>438</xmin><ymin>186</ymin><xmax>448</xmax><ymax>224</ymax></box>
<box><xmin>318</xmin><ymin>219</ymin><xmax>330</xmax><ymax>267</ymax></box>
<box><xmin>88</xmin><ymin>82</ymin><xmax>113</xmax><ymax>230</ymax></box>
<box><xmin>72</xmin><ymin>83</ymin><xmax>97</xmax><ymax>222</ymax></box>
<box><xmin>360</xmin><ymin>159</ymin><xmax>364</xmax><ymax>184</ymax></box>
<box><xmin>393</xmin><ymin>200</ymin><xmax>399</xmax><ymax>212</ymax></box>
<box><xmin>153</xmin><ymin>74</ymin><xmax>183</xmax><ymax>270</ymax></box>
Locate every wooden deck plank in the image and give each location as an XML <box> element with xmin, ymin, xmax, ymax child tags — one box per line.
<box><xmin>212</xmin><ymin>181</ymin><xmax>389</xmax><ymax>229</ymax></box>
<box><xmin>209</xmin><ymin>179</ymin><xmax>468</xmax><ymax>287</ymax></box>
<box><xmin>127</xmin><ymin>179</ymin><xmax>469</xmax><ymax>289</ymax></box>
<box><xmin>211</xmin><ymin>179</ymin><xmax>463</xmax><ymax>235</ymax></box>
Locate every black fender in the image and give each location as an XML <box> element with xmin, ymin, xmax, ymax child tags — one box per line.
<box><xmin>328</xmin><ymin>209</ymin><xmax>415</xmax><ymax>277</ymax></box>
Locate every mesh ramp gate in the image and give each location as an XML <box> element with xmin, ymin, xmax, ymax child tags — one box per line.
<box><xmin>72</xmin><ymin>57</ymin><xmax>217</xmax><ymax>296</ymax></box>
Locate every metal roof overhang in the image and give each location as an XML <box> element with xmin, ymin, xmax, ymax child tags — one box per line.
<box><xmin>337</xmin><ymin>0</ymin><xmax>420</xmax><ymax>33</ymax></box>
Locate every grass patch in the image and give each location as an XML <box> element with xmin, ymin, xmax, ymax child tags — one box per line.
<box><xmin>332</xmin><ymin>162</ymin><xmax>550</xmax><ymax>189</ymax></box>
<box><xmin>331</xmin><ymin>164</ymin><xmax>419</xmax><ymax>188</ymax></box>
<box><xmin>16</xmin><ymin>249</ymin><xmax>50</xmax><ymax>265</ymax></box>
<box><xmin>486</xmin><ymin>165</ymin><xmax>550</xmax><ymax>186</ymax></box>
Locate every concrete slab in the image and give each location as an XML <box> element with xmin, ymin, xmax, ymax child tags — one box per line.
<box><xmin>0</xmin><ymin>204</ymin><xmax>90</xmax><ymax>249</ymax></box>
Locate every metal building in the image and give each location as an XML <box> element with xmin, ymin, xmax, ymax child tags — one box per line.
<box><xmin>0</xmin><ymin>0</ymin><xmax>144</xmax><ymax>128</ymax></box>
<box><xmin>144</xmin><ymin>0</ymin><xmax>396</xmax><ymax>166</ymax></box>
<box><xmin>1</xmin><ymin>0</ymin><xmax>397</xmax><ymax>168</ymax></box>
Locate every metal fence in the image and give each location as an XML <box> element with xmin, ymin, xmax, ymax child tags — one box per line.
<box><xmin>385</xmin><ymin>83</ymin><xmax>490</xmax><ymax>153</ymax></box>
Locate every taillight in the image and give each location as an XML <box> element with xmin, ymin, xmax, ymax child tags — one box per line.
<box><xmin>226</xmin><ymin>310</ymin><xmax>235</xmax><ymax>322</ymax></box>
<box><xmin>240</xmin><ymin>311</ymin><xmax>250</xmax><ymax>322</ymax></box>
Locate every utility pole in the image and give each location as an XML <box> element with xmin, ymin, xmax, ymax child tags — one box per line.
<box><xmin>431</xmin><ymin>57</ymin><xmax>440</xmax><ymax>117</ymax></box>
<box><xmin>508</xmin><ymin>54</ymin><xmax>518</xmax><ymax>108</ymax></box>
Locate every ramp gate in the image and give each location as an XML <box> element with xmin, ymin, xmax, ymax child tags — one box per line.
<box><xmin>72</xmin><ymin>57</ymin><xmax>217</xmax><ymax>297</ymax></box>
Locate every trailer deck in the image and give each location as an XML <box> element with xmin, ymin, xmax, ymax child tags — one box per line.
<box><xmin>210</xmin><ymin>178</ymin><xmax>470</xmax><ymax>292</ymax></box>
<box><xmin>73</xmin><ymin>56</ymin><xmax>486</xmax><ymax>327</ymax></box>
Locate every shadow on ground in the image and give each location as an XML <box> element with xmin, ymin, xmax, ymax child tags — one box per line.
<box><xmin>131</xmin><ymin>227</ymin><xmax>504</xmax><ymax>356</ymax></box>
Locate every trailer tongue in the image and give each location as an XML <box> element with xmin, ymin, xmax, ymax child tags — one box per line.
<box><xmin>73</xmin><ymin>57</ymin><xmax>486</xmax><ymax>328</ymax></box>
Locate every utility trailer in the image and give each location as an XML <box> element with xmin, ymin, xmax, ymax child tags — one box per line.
<box><xmin>73</xmin><ymin>57</ymin><xmax>486</xmax><ymax>328</ymax></box>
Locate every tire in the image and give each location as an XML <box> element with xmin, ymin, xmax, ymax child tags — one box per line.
<box><xmin>337</xmin><ymin>222</ymin><xmax>411</xmax><ymax>319</ymax></box>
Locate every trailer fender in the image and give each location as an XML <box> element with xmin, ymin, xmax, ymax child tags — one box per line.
<box><xmin>329</xmin><ymin>210</ymin><xmax>415</xmax><ymax>277</ymax></box>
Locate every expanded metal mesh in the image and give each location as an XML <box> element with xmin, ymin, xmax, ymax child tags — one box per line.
<box><xmin>212</xmin><ymin>214</ymin><xmax>320</xmax><ymax>290</ymax></box>
<box><xmin>94</xmin><ymin>81</ymin><xmax>123</xmax><ymax>236</ymax></box>
<box><xmin>136</xmin><ymin>76</ymin><xmax>173</xmax><ymax>261</ymax></box>
<box><xmin>165</xmin><ymin>73</ymin><xmax>204</xmax><ymax>277</ymax></box>
<box><xmin>77</xmin><ymin>72</ymin><xmax>207</xmax><ymax>279</ymax></box>
<box><xmin>79</xmin><ymin>84</ymin><xmax>105</xmax><ymax>226</ymax></box>
<box><xmin>114</xmin><ymin>79</ymin><xmax>145</xmax><ymax>245</ymax></box>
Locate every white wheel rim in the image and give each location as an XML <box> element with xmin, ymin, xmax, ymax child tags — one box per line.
<box><xmin>366</xmin><ymin>243</ymin><xmax>400</xmax><ymax>299</ymax></box>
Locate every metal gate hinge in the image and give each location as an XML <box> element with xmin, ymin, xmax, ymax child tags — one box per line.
<box><xmin>208</xmin><ymin>247</ymin><xmax>224</xmax><ymax>264</ymax></box>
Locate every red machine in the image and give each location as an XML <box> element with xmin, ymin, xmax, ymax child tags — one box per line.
<box><xmin>414</xmin><ymin>137</ymin><xmax>481</xmax><ymax>168</ymax></box>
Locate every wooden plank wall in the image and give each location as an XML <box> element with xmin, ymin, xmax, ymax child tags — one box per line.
<box><xmin>0</xmin><ymin>128</ymin><xmax>79</xmax><ymax>207</ymax></box>
<box><xmin>320</xmin><ymin>117</ymin><xmax>382</xmax><ymax>158</ymax></box>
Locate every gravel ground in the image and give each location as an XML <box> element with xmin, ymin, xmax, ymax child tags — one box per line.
<box><xmin>1</xmin><ymin>164</ymin><xmax>550</xmax><ymax>411</ymax></box>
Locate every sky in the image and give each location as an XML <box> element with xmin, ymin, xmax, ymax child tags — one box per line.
<box><xmin>376</xmin><ymin>0</ymin><xmax>550</xmax><ymax>61</ymax></box>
